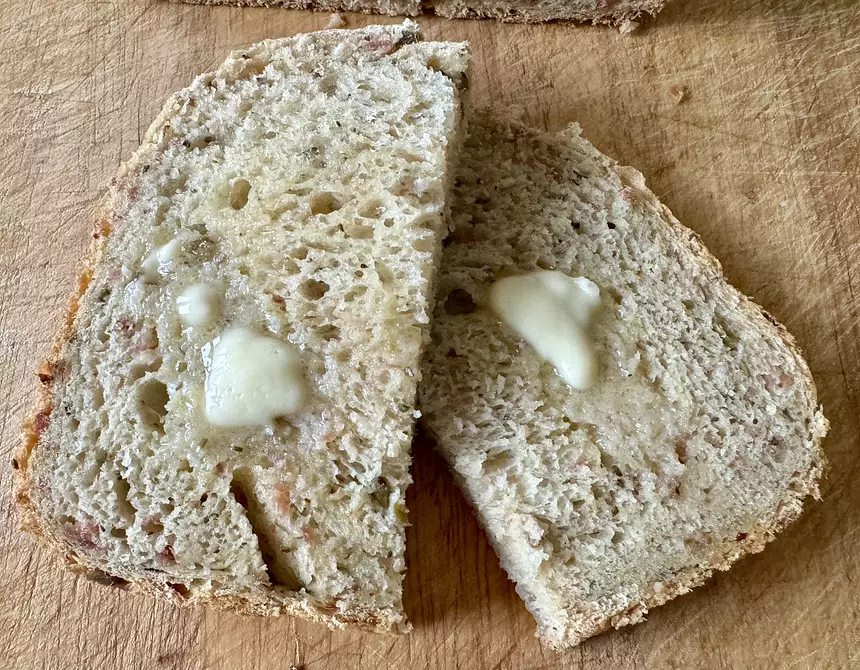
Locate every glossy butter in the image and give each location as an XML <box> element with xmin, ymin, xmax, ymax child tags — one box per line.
<box><xmin>204</xmin><ymin>326</ymin><xmax>306</xmax><ymax>427</ymax></box>
<box><xmin>489</xmin><ymin>270</ymin><xmax>599</xmax><ymax>390</ymax></box>
<box><xmin>177</xmin><ymin>283</ymin><xmax>220</xmax><ymax>328</ymax></box>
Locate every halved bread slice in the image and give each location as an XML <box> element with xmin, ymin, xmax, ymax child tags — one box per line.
<box><xmin>14</xmin><ymin>22</ymin><xmax>469</xmax><ymax>632</ymax></box>
<box><xmin>419</xmin><ymin>112</ymin><xmax>827</xmax><ymax>648</ymax></box>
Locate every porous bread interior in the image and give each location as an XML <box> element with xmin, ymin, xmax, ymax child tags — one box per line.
<box><xmin>419</xmin><ymin>112</ymin><xmax>826</xmax><ymax>647</ymax></box>
<box><xmin>22</xmin><ymin>24</ymin><xmax>468</xmax><ymax>631</ymax></box>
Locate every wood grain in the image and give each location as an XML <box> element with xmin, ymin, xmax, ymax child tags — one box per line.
<box><xmin>1</xmin><ymin>0</ymin><xmax>859</xmax><ymax>667</ymax></box>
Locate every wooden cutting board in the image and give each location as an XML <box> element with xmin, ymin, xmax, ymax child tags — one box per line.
<box><xmin>1</xmin><ymin>0</ymin><xmax>858</xmax><ymax>667</ymax></box>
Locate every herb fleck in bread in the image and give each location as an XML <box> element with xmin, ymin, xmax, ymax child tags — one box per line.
<box><xmin>15</xmin><ymin>22</ymin><xmax>468</xmax><ymax>632</ymax></box>
<box><xmin>176</xmin><ymin>0</ymin><xmax>668</xmax><ymax>25</ymax></box>
<box><xmin>419</xmin><ymin>112</ymin><xmax>827</xmax><ymax>648</ymax></box>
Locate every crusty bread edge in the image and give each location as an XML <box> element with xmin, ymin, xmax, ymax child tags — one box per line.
<box><xmin>12</xmin><ymin>23</ymin><xmax>468</xmax><ymax>635</ymax></box>
<box><xmin>430</xmin><ymin>0</ymin><xmax>667</xmax><ymax>25</ymax></box>
<box><xmin>173</xmin><ymin>0</ymin><xmax>668</xmax><ymax>26</ymax></box>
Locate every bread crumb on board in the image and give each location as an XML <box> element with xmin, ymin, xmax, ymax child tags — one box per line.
<box><xmin>326</xmin><ymin>13</ymin><xmax>346</xmax><ymax>28</ymax></box>
<box><xmin>619</xmin><ymin>19</ymin><xmax>639</xmax><ymax>35</ymax></box>
<box><xmin>668</xmin><ymin>84</ymin><xmax>689</xmax><ymax>104</ymax></box>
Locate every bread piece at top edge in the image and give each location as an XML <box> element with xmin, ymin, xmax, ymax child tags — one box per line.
<box><xmin>175</xmin><ymin>0</ymin><xmax>668</xmax><ymax>26</ymax></box>
<box><xmin>15</xmin><ymin>21</ymin><xmax>469</xmax><ymax>633</ymax></box>
<box><xmin>419</xmin><ymin>111</ymin><xmax>827</xmax><ymax>648</ymax></box>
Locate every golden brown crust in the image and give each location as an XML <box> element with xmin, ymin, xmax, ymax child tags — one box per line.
<box><xmin>14</xmin><ymin>201</ymin><xmax>111</xmax><ymax>531</ymax></box>
<box><xmin>52</xmin><ymin>551</ymin><xmax>403</xmax><ymax>631</ymax></box>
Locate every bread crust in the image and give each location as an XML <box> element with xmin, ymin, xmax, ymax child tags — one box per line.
<box><xmin>13</xmin><ymin>22</ymin><xmax>464</xmax><ymax>635</ymax></box>
<box><xmin>173</xmin><ymin>0</ymin><xmax>668</xmax><ymax>26</ymax></box>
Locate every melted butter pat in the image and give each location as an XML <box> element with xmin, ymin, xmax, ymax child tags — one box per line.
<box><xmin>489</xmin><ymin>270</ymin><xmax>600</xmax><ymax>390</ymax></box>
<box><xmin>142</xmin><ymin>238</ymin><xmax>183</xmax><ymax>281</ymax></box>
<box><xmin>204</xmin><ymin>327</ymin><xmax>306</xmax><ymax>427</ymax></box>
<box><xmin>177</xmin><ymin>283</ymin><xmax>220</xmax><ymax>328</ymax></box>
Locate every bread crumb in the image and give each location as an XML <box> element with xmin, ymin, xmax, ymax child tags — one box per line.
<box><xmin>668</xmin><ymin>84</ymin><xmax>689</xmax><ymax>104</ymax></box>
<box><xmin>618</xmin><ymin>19</ymin><xmax>639</xmax><ymax>35</ymax></box>
<box><xmin>326</xmin><ymin>13</ymin><xmax>346</xmax><ymax>29</ymax></box>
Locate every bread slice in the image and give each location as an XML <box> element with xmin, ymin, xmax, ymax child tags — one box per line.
<box><xmin>14</xmin><ymin>22</ymin><xmax>468</xmax><ymax>632</ymax></box>
<box><xmin>431</xmin><ymin>0</ymin><xmax>666</xmax><ymax>24</ymax></box>
<box><xmin>176</xmin><ymin>0</ymin><xmax>668</xmax><ymax>26</ymax></box>
<box><xmin>419</xmin><ymin>111</ymin><xmax>828</xmax><ymax>648</ymax></box>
